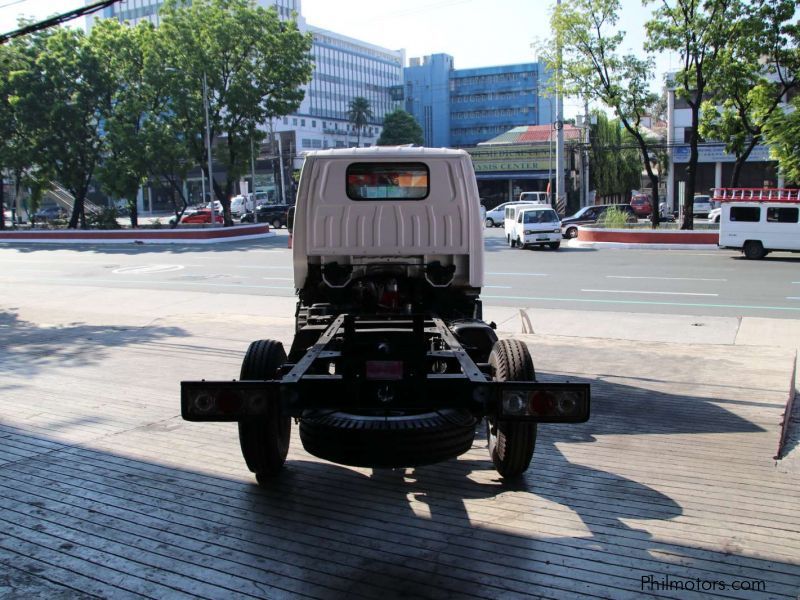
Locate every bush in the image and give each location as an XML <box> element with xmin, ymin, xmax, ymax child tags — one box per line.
<box><xmin>86</xmin><ymin>207</ymin><xmax>122</xmax><ymax>230</ymax></box>
<box><xmin>599</xmin><ymin>206</ymin><xmax>629</xmax><ymax>228</ymax></box>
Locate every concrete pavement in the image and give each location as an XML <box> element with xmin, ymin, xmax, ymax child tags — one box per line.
<box><xmin>1</xmin><ymin>281</ymin><xmax>799</xmax><ymax>598</ymax></box>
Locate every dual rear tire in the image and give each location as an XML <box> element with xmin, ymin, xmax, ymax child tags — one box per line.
<box><xmin>237</xmin><ymin>340</ymin><xmax>291</xmax><ymax>484</ymax></box>
<box><xmin>486</xmin><ymin>340</ymin><xmax>538</xmax><ymax>478</ymax></box>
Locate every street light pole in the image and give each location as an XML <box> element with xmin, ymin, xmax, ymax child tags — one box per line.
<box><xmin>202</xmin><ymin>71</ymin><xmax>217</xmax><ymax>227</ymax></box>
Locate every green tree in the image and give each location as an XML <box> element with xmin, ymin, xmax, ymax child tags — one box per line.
<box><xmin>157</xmin><ymin>0</ymin><xmax>313</xmax><ymax>226</ymax></box>
<box><xmin>90</xmin><ymin>20</ymin><xmax>154</xmax><ymax>228</ymax></box>
<box><xmin>377</xmin><ymin>110</ymin><xmax>424</xmax><ymax>146</ymax></box>
<box><xmin>645</xmin><ymin>0</ymin><xmax>744</xmax><ymax>227</ymax></box>
<box><xmin>10</xmin><ymin>27</ymin><xmax>113</xmax><ymax>229</ymax></box>
<box><xmin>347</xmin><ymin>96</ymin><xmax>373</xmax><ymax>146</ymax></box>
<box><xmin>699</xmin><ymin>0</ymin><xmax>799</xmax><ymax>187</ymax></box>
<box><xmin>0</xmin><ymin>29</ymin><xmax>54</xmax><ymax>228</ymax></box>
<box><xmin>589</xmin><ymin>112</ymin><xmax>643</xmax><ymax>202</ymax></box>
<box><xmin>757</xmin><ymin>94</ymin><xmax>800</xmax><ymax>185</ymax></box>
<box><xmin>547</xmin><ymin>0</ymin><xmax>662</xmax><ymax>228</ymax></box>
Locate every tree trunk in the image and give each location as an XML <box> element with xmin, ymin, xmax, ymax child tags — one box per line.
<box><xmin>730</xmin><ymin>140</ymin><xmax>757</xmax><ymax>188</ymax></box>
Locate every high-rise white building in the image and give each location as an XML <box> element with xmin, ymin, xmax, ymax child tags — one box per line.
<box><xmin>86</xmin><ymin>0</ymin><xmax>403</xmax><ymax>159</ymax></box>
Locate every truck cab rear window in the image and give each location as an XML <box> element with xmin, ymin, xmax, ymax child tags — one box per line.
<box><xmin>346</xmin><ymin>163</ymin><xmax>429</xmax><ymax>200</ymax></box>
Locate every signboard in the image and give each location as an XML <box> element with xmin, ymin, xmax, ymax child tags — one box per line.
<box><xmin>673</xmin><ymin>144</ymin><xmax>772</xmax><ymax>163</ymax></box>
<box><xmin>467</xmin><ymin>145</ymin><xmax>552</xmax><ymax>173</ymax></box>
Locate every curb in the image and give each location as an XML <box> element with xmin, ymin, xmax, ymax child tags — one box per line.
<box><xmin>569</xmin><ymin>240</ymin><xmax>722</xmax><ymax>250</ymax></box>
<box><xmin>0</xmin><ymin>224</ymin><xmax>272</xmax><ymax>245</ymax></box>
<box><xmin>577</xmin><ymin>226</ymin><xmax>719</xmax><ymax>246</ymax></box>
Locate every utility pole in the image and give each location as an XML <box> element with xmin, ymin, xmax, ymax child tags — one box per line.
<box><xmin>583</xmin><ymin>99</ymin><xmax>590</xmax><ymax>207</ymax></box>
<box><xmin>202</xmin><ymin>71</ymin><xmax>217</xmax><ymax>227</ymax></box>
<box><xmin>555</xmin><ymin>0</ymin><xmax>565</xmax><ymax>216</ymax></box>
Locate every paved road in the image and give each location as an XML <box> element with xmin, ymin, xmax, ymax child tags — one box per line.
<box><xmin>2</xmin><ymin>227</ymin><xmax>800</xmax><ymax>318</ymax></box>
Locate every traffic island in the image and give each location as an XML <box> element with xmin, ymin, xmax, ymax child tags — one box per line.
<box><xmin>0</xmin><ymin>223</ymin><xmax>272</xmax><ymax>244</ymax></box>
<box><xmin>577</xmin><ymin>226</ymin><xmax>719</xmax><ymax>245</ymax></box>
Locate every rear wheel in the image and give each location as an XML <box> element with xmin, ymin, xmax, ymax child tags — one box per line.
<box><xmin>237</xmin><ymin>340</ymin><xmax>290</xmax><ymax>483</ymax></box>
<box><xmin>508</xmin><ymin>235</ymin><xmax>516</xmax><ymax>248</ymax></box>
<box><xmin>485</xmin><ymin>218</ymin><xmax>495</xmax><ymax>228</ymax></box>
<box><xmin>516</xmin><ymin>236</ymin><xmax>524</xmax><ymax>249</ymax></box>
<box><xmin>486</xmin><ymin>339</ymin><xmax>537</xmax><ymax>478</ymax></box>
<box><xmin>743</xmin><ymin>240</ymin><xmax>766</xmax><ymax>260</ymax></box>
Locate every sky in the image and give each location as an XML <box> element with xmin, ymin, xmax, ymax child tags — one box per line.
<box><xmin>0</xmin><ymin>0</ymin><xmax>679</xmax><ymax>118</ymax></box>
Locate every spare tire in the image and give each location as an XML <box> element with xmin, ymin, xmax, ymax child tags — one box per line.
<box><xmin>299</xmin><ymin>409</ymin><xmax>477</xmax><ymax>468</ymax></box>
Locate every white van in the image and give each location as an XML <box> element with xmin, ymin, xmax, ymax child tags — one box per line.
<box><xmin>692</xmin><ymin>194</ymin><xmax>713</xmax><ymax>217</ymax></box>
<box><xmin>518</xmin><ymin>191</ymin><xmax>550</xmax><ymax>204</ymax></box>
<box><xmin>719</xmin><ymin>200</ymin><xmax>800</xmax><ymax>259</ymax></box>
<box><xmin>230</xmin><ymin>195</ymin><xmax>248</xmax><ymax>217</ymax></box>
<box><xmin>504</xmin><ymin>203</ymin><xmax>545</xmax><ymax>245</ymax></box>
<box><xmin>511</xmin><ymin>206</ymin><xmax>562</xmax><ymax>250</ymax></box>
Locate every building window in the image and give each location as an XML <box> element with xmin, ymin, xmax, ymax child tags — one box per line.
<box><xmin>293</xmin><ymin>118</ymin><xmax>298</xmax><ymax>126</ymax></box>
<box><xmin>283</xmin><ymin>117</ymin><xmax>288</xmax><ymax>124</ymax></box>
<box><xmin>312</xmin><ymin>120</ymin><xmax>317</xmax><ymax>128</ymax></box>
<box><xmin>301</xmin><ymin>119</ymin><xmax>306</xmax><ymax>126</ymax></box>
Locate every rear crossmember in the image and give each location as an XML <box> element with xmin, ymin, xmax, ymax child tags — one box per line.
<box><xmin>181</xmin><ymin>314</ymin><xmax>590</xmax><ymax>424</ymax></box>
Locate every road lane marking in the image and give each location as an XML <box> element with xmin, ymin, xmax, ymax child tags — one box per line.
<box><xmin>232</xmin><ymin>265</ymin><xmax>292</xmax><ymax>270</ymax></box>
<box><xmin>262</xmin><ymin>277</ymin><xmax>293</xmax><ymax>281</ymax></box>
<box><xmin>5</xmin><ymin>276</ymin><xmax>294</xmax><ymax>291</ymax></box>
<box><xmin>582</xmin><ymin>289</ymin><xmax>719</xmax><ymax>296</ymax></box>
<box><xmin>488</xmin><ymin>272</ymin><xmax>549</xmax><ymax>276</ymax></box>
<box><xmin>606</xmin><ymin>275</ymin><xmax>727</xmax><ymax>282</ymax></box>
<box><xmin>788</xmin><ymin>297</ymin><xmax>800</xmax><ymax>300</ymax></box>
<box><xmin>481</xmin><ymin>294</ymin><xmax>800</xmax><ymax>312</ymax></box>
<box><xmin>112</xmin><ymin>264</ymin><xmax>185</xmax><ymax>274</ymax></box>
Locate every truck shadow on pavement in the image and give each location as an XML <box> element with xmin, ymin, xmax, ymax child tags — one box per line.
<box><xmin>0</xmin><ymin>374</ymin><xmax>795</xmax><ymax>598</ymax></box>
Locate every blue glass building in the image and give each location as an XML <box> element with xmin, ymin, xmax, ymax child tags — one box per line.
<box><xmin>404</xmin><ymin>54</ymin><xmax>555</xmax><ymax>148</ymax></box>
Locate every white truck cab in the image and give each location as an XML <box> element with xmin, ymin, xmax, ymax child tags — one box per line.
<box><xmin>511</xmin><ymin>206</ymin><xmax>562</xmax><ymax>250</ymax></box>
<box><xmin>518</xmin><ymin>191</ymin><xmax>550</xmax><ymax>204</ymax></box>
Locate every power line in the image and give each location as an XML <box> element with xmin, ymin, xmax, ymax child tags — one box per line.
<box><xmin>0</xmin><ymin>0</ymin><xmax>25</xmax><ymax>10</ymax></box>
<box><xmin>0</xmin><ymin>0</ymin><xmax>118</xmax><ymax>44</ymax></box>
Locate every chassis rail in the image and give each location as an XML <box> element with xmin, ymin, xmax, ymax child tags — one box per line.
<box><xmin>181</xmin><ymin>314</ymin><xmax>590</xmax><ymax>423</ymax></box>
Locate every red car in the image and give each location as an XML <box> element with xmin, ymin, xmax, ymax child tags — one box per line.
<box><xmin>630</xmin><ymin>194</ymin><xmax>652</xmax><ymax>217</ymax></box>
<box><xmin>180</xmin><ymin>209</ymin><xmax>224</xmax><ymax>224</ymax></box>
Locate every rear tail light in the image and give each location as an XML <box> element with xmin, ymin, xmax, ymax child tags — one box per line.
<box><xmin>500</xmin><ymin>387</ymin><xmax>589</xmax><ymax>422</ymax></box>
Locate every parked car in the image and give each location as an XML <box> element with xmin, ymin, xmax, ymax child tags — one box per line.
<box><xmin>180</xmin><ymin>209</ymin><xmax>224</xmax><ymax>224</ymax></box>
<box><xmin>708</xmin><ymin>207</ymin><xmax>721</xmax><ymax>223</ymax></box>
<box><xmin>34</xmin><ymin>206</ymin><xmax>67</xmax><ymax>221</ymax></box>
<box><xmin>561</xmin><ymin>204</ymin><xmax>638</xmax><ymax>239</ymax></box>
<box><xmin>630</xmin><ymin>194</ymin><xmax>652</xmax><ymax>217</ymax></box>
<box><xmin>240</xmin><ymin>203</ymin><xmax>292</xmax><ymax>228</ymax></box>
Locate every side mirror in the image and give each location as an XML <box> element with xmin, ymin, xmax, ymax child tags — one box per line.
<box><xmin>287</xmin><ymin>206</ymin><xmax>295</xmax><ymax>234</ymax></box>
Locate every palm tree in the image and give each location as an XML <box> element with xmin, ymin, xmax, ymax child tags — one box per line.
<box><xmin>347</xmin><ymin>97</ymin><xmax>373</xmax><ymax>147</ymax></box>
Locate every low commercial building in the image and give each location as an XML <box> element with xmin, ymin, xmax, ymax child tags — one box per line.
<box><xmin>467</xmin><ymin>124</ymin><xmax>582</xmax><ymax>208</ymax></box>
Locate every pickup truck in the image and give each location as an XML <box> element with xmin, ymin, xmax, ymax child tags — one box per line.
<box><xmin>181</xmin><ymin>147</ymin><xmax>590</xmax><ymax>484</ymax></box>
